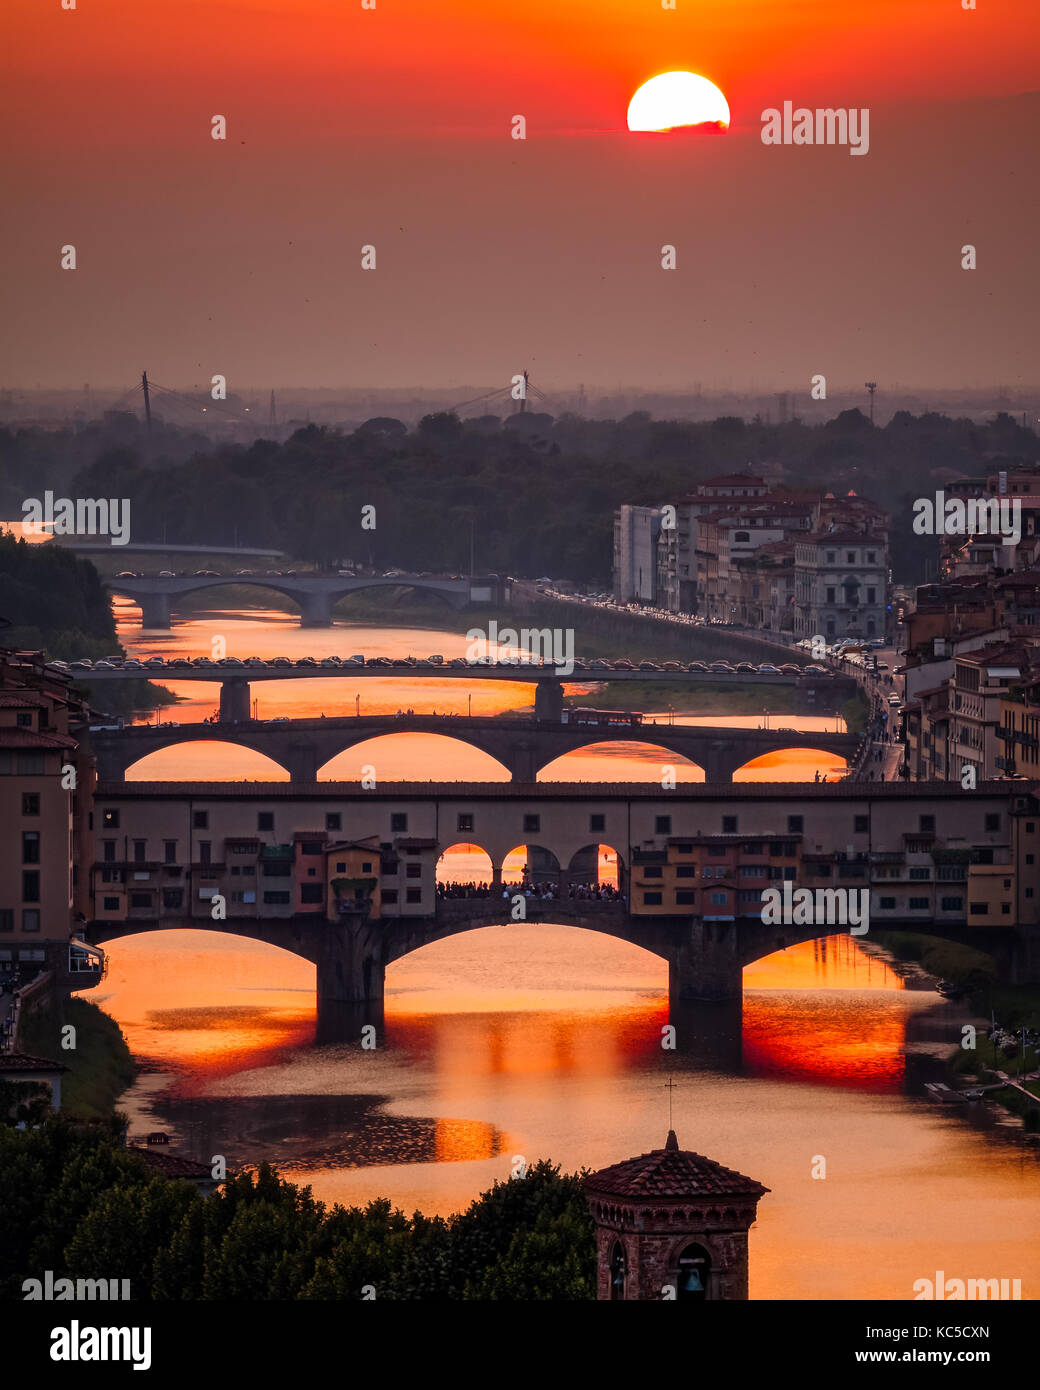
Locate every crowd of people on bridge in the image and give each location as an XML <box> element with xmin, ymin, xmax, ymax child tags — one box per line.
<box><xmin>436</xmin><ymin>878</ymin><xmax>624</xmax><ymax>902</ymax></box>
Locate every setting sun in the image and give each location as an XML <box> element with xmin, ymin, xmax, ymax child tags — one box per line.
<box><xmin>627</xmin><ymin>70</ymin><xmax>730</xmax><ymax>132</ymax></box>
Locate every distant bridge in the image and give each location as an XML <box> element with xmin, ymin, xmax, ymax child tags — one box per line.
<box><xmin>103</xmin><ymin>573</ymin><xmax>508</xmax><ymax>627</ymax></box>
<box><xmin>85</xmin><ymin>711</ymin><xmax>861</xmax><ymax>782</ymax></box>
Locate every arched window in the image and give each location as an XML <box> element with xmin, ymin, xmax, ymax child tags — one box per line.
<box><xmin>610</xmin><ymin>1240</ymin><xmax>626</xmax><ymax>1300</ymax></box>
<box><xmin>676</xmin><ymin>1242</ymin><xmax>711</xmax><ymax>1301</ymax></box>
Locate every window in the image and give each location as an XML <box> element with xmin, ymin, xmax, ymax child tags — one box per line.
<box><xmin>103</xmin><ymin>809</ymin><xmax>120</xmax><ymax>829</ymax></box>
<box><xmin>826</xmin><ymin>587</ymin><xmax>836</xmax><ymax>603</ymax></box>
<box><xmin>17</xmin><ymin>754</ymin><xmax>44</xmax><ymax>774</ymax></box>
<box><xmin>969</xmin><ymin>903</ymin><xmax>988</xmax><ymax>916</ymax></box>
<box><xmin>262</xmin><ymin>860</ymin><xmax>291</xmax><ymax>877</ymax></box>
<box><xmin>709</xmin><ymin>892</ymin><xmax>727</xmax><ymax>906</ymax></box>
<box><xmin>300</xmin><ymin>841</ymin><xmax>323</xmax><ymax>856</ymax></box>
<box><xmin>133</xmin><ymin>839</ymin><xmax>146</xmax><ymax>863</ymax></box>
<box><xmin>263</xmin><ymin>891</ymin><xmax>291</xmax><ymax>905</ymax></box>
<box><xmin>391</xmin><ymin>813</ymin><xmax>408</xmax><ymax>833</ymax></box>
<box><xmin>520</xmin><ymin>814</ymin><xmax>540</xmax><ymax>834</ymax></box>
<box><xmin>103</xmin><ymin>897</ymin><xmax>120</xmax><ymax>911</ymax></box>
<box><xmin>940</xmin><ymin>897</ymin><xmax>963</xmax><ymax>911</ymax></box>
<box><xmin>300</xmin><ymin>884</ymin><xmax>324</xmax><ymax>904</ymax></box>
<box><xmin>879</xmin><ymin>896</ymin><xmax>896</xmax><ymax>910</ymax></box>
<box><xmin>326</xmin><ymin>813</ymin><xmax>341</xmax><ymax>831</ymax></box>
<box><xmin>361</xmin><ymin>861</ymin><xmax>372</xmax><ymax>873</ymax></box>
<box><xmin>676</xmin><ymin>842</ymin><xmax>693</xmax><ymax>854</ymax></box>
<box><xmin>643</xmin><ymin>891</ymin><xmax>662</xmax><ymax>906</ymax></box>
<box><xmin>22</xmin><ymin>832</ymin><xmax>40</xmax><ymax>864</ymax></box>
<box><xmin>257</xmin><ymin>812</ymin><xmax>274</xmax><ymax>832</ymax></box>
<box><xmin>130</xmin><ymin>892</ymin><xmax>151</xmax><ymax>909</ymax></box>
<box><xmin>102</xmin><ymin>841</ymin><xmax>116</xmax><ymax>863</ymax></box>
<box><xmin>826</xmin><ymin>551</ymin><xmax>835</xmax><ymax>562</ymax></box>
<box><xmin>708</xmin><ymin>845</ymin><xmax>726</xmax><ymax>857</ymax></box>
<box><xmin>0</xmin><ymin>910</ymin><xmax>12</xmax><ymax>931</ymax></box>
<box><xmin>406</xmin><ymin>864</ymin><xmax>422</xmax><ymax>879</ymax></box>
<box><xmin>676</xmin><ymin>865</ymin><xmax>696</xmax><ymax>878</ymax></box>
<box><xmin>846</xmin><ymin>551</ymin><xmax>856</xmax><ymax>563</ymax></box>
<box><xmin>457</xmin><ymin>813</ymin><xmax>474</xmax><ymax>833</ymax></box>
<box><xmin>919</xmin><ymin>815</ymin><xmax>935</xmax><ymax>833</ymax></box>
<box><xmin>22</xmin><ymin>793</ymin><xmax>39</xmax><ymax>816</ymax></box>
<box><xmin>743</xmin><ymin>842</ymin><xmax>762</xmax><ymax>855</ymax></box>
<box><xmin>867</xmin><ymin>552</ymin><xmax>876</xmax><ymax>563</ymax></box>
<box><xmin>676</xmin><ymin>890</ymin><xmax>696</xmax><ymax>905</ymax></box>
<box><xmin>908</xmin><ymin>867</ymin><xmax>930</xmax><ymax>880</ymax></box>
<box><xmin>854</xmin><ymin>815</ymin><xmax>868</xmax><ymax>833</ymax></box>
<box><xmin>590</xmin><ymin>814</ymin><xmax>605</xmax><ymax>833</ymax></box>
<box><xmin>162</xmin><ymin>840</ymin><xmax>176</xmax><ymax>865</ymax></box>
<box><xmin>21</xmin><ymin>909</ymin><xmax>40</xmax><ymax>932</ymax></box>
<box><xmin>655</xmin><ymin>816</ymin><xmax>672</xmax><ymax>834</ymax></box>
<box><xmin>1001</xmin><ymin>903</ymin><xmax>1011</xmax><ymax>915</ymax></box>
<box><xmin>16</xmin><ymin>712</ymin><xmax>32</xmax><ymax>728</ymax></box>
<box><xmin>22</xmin><ymin>872</ymin><xmax>40</xmax><ymax>903</ymax></box>
<box><xmin>722</xmin><ymin>816</ymin><xmax>737</xmax><ymax>833</ymax></box>
<box><xmin>787</xmin><ymin>815</ymin><xmax>803</xmax><ymax>833</ymax></box>
<box><xmin>198</xmin><ymin>842</ymin><xmax>212</xmax><ymax>866</ymax></box>
<box><xmin>867</xmin><ymin>588</ymin><xmax>876</xmax><ymax>604</ymax></box>
<box><xmin>984</xmin><ymin>813</ymin><xmax>1000</xmax><ymax>832</ymax></box>
<box><xmin>642</xmin><ymin>866</ymin><xmax>663</xmax><ymax>879</ymax></box>
<box><xmin>406</xmin><ymin>888</ymin><xmax>422</xmax><ymax>904</ymax></box>
<box><xmin>383</xmin><ymin>889</ymin><xmax>399</xmax><ymax>904</ymax></box>
<box><xmin>335</xmin><ymin>862</ymin><xmax>346</xmax><ymax>873</ymax></box>
<box><xmin>908</xmin><ymin>897</ymin><xmax>929</xmax><ymax>910</ymax></box>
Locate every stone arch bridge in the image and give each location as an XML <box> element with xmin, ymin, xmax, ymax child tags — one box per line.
<box><xmin>87</xmin><ymin>713</ymin><xmax>861</xmax><ymax>783</ymax></box>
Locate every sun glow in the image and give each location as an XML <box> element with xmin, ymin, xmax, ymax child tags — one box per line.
<box><xmin>627</xmin><ymin>71</ymin><xmax>730</xmax><ymax>133</ymax></box>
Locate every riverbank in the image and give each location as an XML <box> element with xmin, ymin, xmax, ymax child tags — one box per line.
<box><xmin>872</xmin><ymin>930</ymin><xmax>1040</xmax><ymax>1128</ymax></box>
<box><xmin>18</xmin><ymin>994</ymin><xmax>137</xmax><ymax>1119</ymax></box>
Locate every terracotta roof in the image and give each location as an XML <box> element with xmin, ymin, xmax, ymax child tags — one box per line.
<box><xmin>0</xmin><ymin>727</ymin><xmax>77</xmax><ymax>750</ymax></box>
<box><xmin>585</xmin><ymin>1131</ymin><xmax>768</xmax><ymax>1199</ymax></box>
<box><xmin>128</xmin><ymin>1146</ymin><xmax>214</xmax><ymax>1180</ymax></box>
<box><xmin>0</xmin><ymin>1052</ymin><xmax>67</xmax><ymax>1073</ymax></box>
<box><xmin>698</xmin><ymin>475</ymin><xmax>767</xmax><ymax>489</ymax></box>
<box><xmin>0</xmin><ymin>692</ymin><xmax>50</xmax><ymax>708</ymax></box>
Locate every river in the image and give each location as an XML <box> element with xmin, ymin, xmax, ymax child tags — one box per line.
<box><xmin>88</xmin><ymin>603</ymin><xmax>1040</xmax><ymax>1301</ymax></box>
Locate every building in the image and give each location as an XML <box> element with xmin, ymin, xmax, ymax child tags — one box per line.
<box><xmin>0</xmin><ymin>650</ymin><xmax>103</xmax><ymax>989</ymax></box>
<box><xmin>612</xmin><ymin>505</ymin><xmax>663</xmax><ymax>604</ymax></box>
<box><xmin>585</xmin><ymin>1130</ymin><xmax>769</xmax><ymax>1300</ymax></box>
<box><xmin>0</xmin><ymin>1051</ymin><xmax>67</xmax><ymax>1114</ymax></box>
<box><xmin>793</xmin><ymin>527</ymin><xmax>889</xmax><ymax>642</ymax></box>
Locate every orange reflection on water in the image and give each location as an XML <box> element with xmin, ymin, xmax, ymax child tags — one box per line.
<box><xmin>432</xmin><ymin>1117</ymin><xmax>500</xmax><ymax>1164</ymax></box>
<box><xmin>744</xmin><ymin>937</ymin><xmax>908</xmax><ymax>1091</ymax></box>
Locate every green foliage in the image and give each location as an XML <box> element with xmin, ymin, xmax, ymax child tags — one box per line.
<box><xmin>0</xmin><ymin>1123</ymin><xmax>597</xmax><ymax>1300</ymax></box>
<box><xmin>19</xmin><ymin>996</ymin><xmax>136</xmax><ymax>1119</ymax></box>
<box><xmin>0</xmin><ymin>409</ymin><xmax>1023</xmax><ymax>585</ymax></box>
<box><xmin>0</xmin><ymin>1079</ymin><xmax>52</xmax><ymax>1128</ymax></box>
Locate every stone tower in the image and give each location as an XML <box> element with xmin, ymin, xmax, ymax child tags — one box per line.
<box><xmin>584</xmin><ymin>1131</ymin><xmax>768</xmax><ymax>1301</ymax></box>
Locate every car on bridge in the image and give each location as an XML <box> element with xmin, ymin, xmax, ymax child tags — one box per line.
<box><xmin>194</xmin><ymin>570</ymin><xmax>221</xmax><ymax>577</ymax></box>
<box><xmin>158</xmin><ymin>570</ymin><xmax>176</xmax><ymax>577</ymax></box>
<box><xmin>321</xmin><ymin>657</ymin><xmax>341</xmax><ymax>667</ymax></box>
<box><xmin>687</xmin><ymin>661</ymin><xmax>708</xmax><ymax>673</ymax></box>
<box><xmin>709</xmin><ymin>662</ymin><xmax>732</xmax><ymax>673</ymax></box>
<box><xmin>803</xmin><ymin>665</ymin><xmax>830</xmax><ymax>675</ymax></box>
<box><xmin>613</xmin><ymin>660</ymin><xmax>635</xmax><ymax>670</ymax></box>
<box><xmin>116</xmin><ymin>571</ymin><xmax>139</xmax><ymax>578</ymax></box>
<box><xmin>245</xmin><ymin>657</ymin><xmax>266</xmax><ymax>667</ymax></box>
<box><xmin>270</xmin><ymin>657</ymin><xmax>293</xmax><ymax>667</ymax></box>
<box><xmin>218</xmin><ymin>658</ymin><xmax>245</xmax><ymax>667</ymax></box>
<box><xmin>123</xmin><ymin>658</ymin><xmax>143</xmax><ymax>669</ymax></box>
<box><xmin>663</xmin><ymin>661</ymin><xmax>682</xmax><ymax>672</ymax></box>
<box><xmin>638</xmin><ymin>661</ymin><xmax>658</xmax><ymax>671</ymax></box>
<box><xmin>348</xmin><ymin>655</ymin><xmax>365</xmax><ymax>665</ymax></box>
<box><xmin>369</xmin><ymin>657</ymin><xmax>393</xmax><ymax>667</ymax></box>
<box><xmin>590</xmin><ymin>659</ymin><xmax>612</xmax><ymax>670</ymax></box>
<box><xmin>191</xmin><ymin>657</ymin><xmax>217</xmax><ymax>667</ymax></box>
<box><xmin>69</xmin><ymin>660</ymin><xmax>92</xmax><ymax>669</ymax></box>
<box><xmin>735</xmin><ymin>662</ymin><xmax>756</xmax><ymax>673</ymax></box>
<box><xmin>757</xmin><ymin>663</ymin><xmax>781</xmax><ymax>674</ymax></box>
<box><xmin>779</xmin><ymin>664</ymin><xmax>800</xmax><ymax>675</ymax></box>
<box><xmin>296</xmin><ymin>658</ymin><xmax>319</xmax><ymax>667</ymax></box>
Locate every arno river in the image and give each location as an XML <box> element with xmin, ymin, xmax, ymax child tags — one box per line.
<box><xmin>93</xmin><ymin>604</ymin><xmax>1040</xmax><ymax>1300</ymax></box>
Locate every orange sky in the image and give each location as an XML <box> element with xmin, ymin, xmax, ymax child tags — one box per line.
<box><xmin>3</xmin><ymin>0</ymin><xmax>1038</xmax><ymax>389</ymax></box>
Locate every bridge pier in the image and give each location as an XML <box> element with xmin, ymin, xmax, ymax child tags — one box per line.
<box><xmin>219</xmin><ymin>678</ymin><xmax>252</xmax><ymax>723</ymax></box>
<box><xmin>299</xmin><ymin>593</ymin><xmax>334</xmax><ymax>627</ymax></box>
<box><xmin>284</xmin><ymin>742</ymin><xmax>320</xmax><ymax>780</ymax></box>
<box><xmin>535</xmin><ymin>679</ymin><xmax>564</xmax><ymax>721</ymax></box>
<box><xmin>313</xmin><ymin>917</ymin><xmax>386</xmax><ymax>1007</ymax></box>
<box><xmin>668</xmin><ymin>918</ymin><xmax>743</xmax><ymax>1002</ymax></box>
<box><xmin>139</xmin><ymin>594</ymin><xmax>172</xmax><ymax>629</ymax></box>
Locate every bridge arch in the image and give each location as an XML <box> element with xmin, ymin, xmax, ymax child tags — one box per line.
<box><xmin>122</xmin><ymin>738</ymin><xmax>292</xmax><ymax>781</ymax></box>
<box><xmin>330</xmin><ymin>580</ymin><xmax>461</xmax><ymax>612</ymax></box>
<box><xmin>567</xmin><ymin>843</ymin><xmax>624</xmax><ymax>890</ymax></box>
<box><xmin>537</xmin><ymin>739</ymin><xmax>707</xmax><ymax>782</ymax></box>
<box><xmin>732</xmin><ymin>745</ymin><xmax>849</xmax><ymax>782</ymax></box>
<box><xmin>436</xmin><ymin>841</ymin><xmax>495</xmax><ymax>888</ymax></box>
<box><xmin>316</xmin><ymin>731</ymin><xmax>512</xmax><ymax>782</ymax></box>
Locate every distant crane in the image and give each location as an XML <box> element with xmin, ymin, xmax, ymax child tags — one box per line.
<box><xmin>865</xmin><ymin>381</ymin><xmax>878</xmax><ymax>425</ymax></box>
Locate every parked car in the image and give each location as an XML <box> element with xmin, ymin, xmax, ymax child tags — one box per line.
<box><xmin>709</xmin><ymin>662</ymin><xmax>732</xmax><ymax>673</ymax></box>
<box><xmin>321</xmin><ymin>656</ymin><xmax>341</xmax><ymax>667</ymax></box>
<box><xmin>349</xmin><ymin>654</ymin><xmax>366</xmax><ymax>665</ymax></box>
<box><xmin>779</xmin><ymin>664</ymin><xmax>800</xmax><ymax>675</ymax></box>
<box><xmin>735</xmin><ymin>662</ymin><xmax>756</xmax><ymax>673</ymax></box>
<box><xmin>757</xmin><ymin>664</ymin><xmax>781</xmax><ymax>674</ymax></box>
<box><xmin>687</xmin><ymin>661</ymin><xmax>708</xmax><ymax>673</ymax></box>
<box><xmin>295</xmin><ymin>658</ymin><xmax>319</xmax><ymax>667</ymax></box>
<box><xmin>270</xmin><ymin>657</ymin><xmax>293</xmax><ymax>667</ymax></box>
